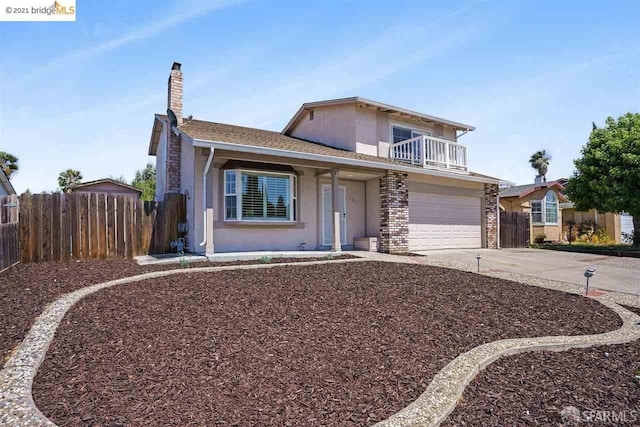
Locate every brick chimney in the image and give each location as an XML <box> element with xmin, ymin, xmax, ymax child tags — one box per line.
<box><xmin>166</xmin><ymin>62</ymin><xmax>183</xmax><ymax>193</ymax></box>
<box><xmin>167</xmin><ymin>61</ymin><xmax>183</xmax><ymax>125</ymax></box>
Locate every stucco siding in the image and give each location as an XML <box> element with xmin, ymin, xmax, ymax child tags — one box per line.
<box><xmin>288</xmin><ymin>104</ymin><xmax>356</xmax><ymax>152</ymax></box>
<box><xmin>155</xmin><ymin>122</ymin><xmax>167</xmax><ymax>200</ymax></box>
<box><xmin>180</xmin><ymin>144</ymin><xmax>198</xmax><ymax>252</ymax></box>
<box><xmin>365</xmin><ymin>178</ymin><xmax>380</xmax><ymax>238</ymax></box>
<box><xmin>209</xmin><ymin>167</ymin><xmax>317</xmax><ymax>252</ymax></box>
<box><xmin>355</xmin><ymin>108</ymin><xmax>379</xmax><ymax>155</ymax></box>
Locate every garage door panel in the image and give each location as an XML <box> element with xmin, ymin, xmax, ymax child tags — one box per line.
<box><xmin>409</xmin><ymin>192</ymin><xmax>482</xmax><ymax>250</ymax></box>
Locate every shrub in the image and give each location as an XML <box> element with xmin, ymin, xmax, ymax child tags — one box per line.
<box><xmin>325</xmin><ymin>253</ymin><xmax>334</xmax><ymax>260</ymax></box>
<box><xmin>575</xmin><ymin>220</ymin><xmax>613</xmax><ymax>245</ymax></box>
<box><xmin>259</xmin><ymin>256</ymin><xmax>272</xmax><ymax>264</ymax></box>
<box><xmin>564</xmin><ymin>220</ymin><xmax>578</xmax><ymax>242</ymax></box>
<box><xmin>534</xmin><ymin>233</ymin><xmax>547</xmax><ymax>244</ymax></box>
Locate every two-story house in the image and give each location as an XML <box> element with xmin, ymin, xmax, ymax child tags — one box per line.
<box><xmin>149</xmin><ymin>62</ymin><xmax>502</xmax><ymax>255</ymax></box>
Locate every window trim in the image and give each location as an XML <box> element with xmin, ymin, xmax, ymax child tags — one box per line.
<box><xmin>224</xmin><ymin>170</ymin><xmax>238</xmax><ymax>220</ymax></box>
<box><xmin>223</xmin><ymin>169</ymin><xmax>297</xmax><ymax>223</ymax></box>
<box><xmin>531</xmin><ymin>190</ymin><xmax>559</xmax><ymax>225</ymax></box>
<box><xmin>390</xmin><ymin>122</ymin><xmax>432</xmax><ymax>144</ymax></box>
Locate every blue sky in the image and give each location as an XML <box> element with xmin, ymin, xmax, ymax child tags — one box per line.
<box><xmin>1</xmin><ymin>0</ymin><xmax>639</xmax><ymax>193</ymax></box>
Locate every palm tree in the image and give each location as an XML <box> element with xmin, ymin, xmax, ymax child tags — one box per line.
<box><xmin>58</xmin><ymin>169</ymin><xmax>83</xmax><ymax>192</ymax></box>
<box><xmin>529</xmin><ymin>150</ymin><xmax>551</xmax><ymax>182</ymax></box>
<box><xmin>0</xmin><ymin>151</ymin><xmax>19</xmax><ymax>178</ymax></box>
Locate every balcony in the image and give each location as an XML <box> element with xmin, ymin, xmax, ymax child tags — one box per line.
<box><xmin>391</xmin><ymin>135</ymin><xmax>468</xmax><ymax>171</ymax></box>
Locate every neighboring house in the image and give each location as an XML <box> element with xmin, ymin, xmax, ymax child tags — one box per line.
<box><xmin>0</xmin><ymin>168</ymin><xmax>16</xmax><ymax>197</ymax></box>
<box><xmin>499</xmin><ymin>179</ymin><xmax>566</xmax><ymax>241</ymax></box>
<box><xmin>149</xmin><ymin>62</ymin><xmax>503</xmax><ymax>255</ymax></box>
<box><xmin>500</xmin><ymin>178</ymin><xmax>624</xmax><ymax>243</ymax></box>
<box><xmin>68</xmin><ymin>179</ymin><xmax>142</xmax><ymax>200</ymax></box>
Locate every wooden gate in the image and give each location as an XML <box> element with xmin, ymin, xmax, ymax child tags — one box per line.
<box><xmin>500</xmin><ymin>211</ymin><xmax>530</xmax><ymax>248</ymax></box>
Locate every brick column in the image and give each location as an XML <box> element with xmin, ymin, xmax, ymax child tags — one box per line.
<box><xmin>484</xmin><ymin>183</ymin><xmax>498</xmax><ymax>249</ymax></box>
<box><xmin>379</xmin><ymin>170</ymin><xmax>409</xmax><ymax>254</ymax></box>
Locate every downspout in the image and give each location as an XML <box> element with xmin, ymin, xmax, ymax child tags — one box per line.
<box><xmin>199</xmin><ymin>148</ymin><xmax>214</xmax><ymax>247</ymax></box>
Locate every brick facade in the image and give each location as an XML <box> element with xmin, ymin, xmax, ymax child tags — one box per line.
<box><xmin>484</xmin><ymin>183</ymin><xmax>498</xmax><ymax>249</ymax></box>
<box><xmin>166</xmin><ymin>62</ymin><xmax>183</xmax><ymax>194</ymax></box>
<box><xmin>379</xmin><ymin>170</ymin><xmax>409</xmax><ymax>254</ymax></box>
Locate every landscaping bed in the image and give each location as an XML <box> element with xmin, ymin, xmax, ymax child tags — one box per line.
<box><xmin>444</xmin><ymin>340</ymin><xmax>640</xmax><ymax>426</ymax></box>
<box><xmin>0</xmin><ymin>255</ymin><xmax>355</xmax><ymax>366</ymax></box>
<box><xmin>31</xmin><ymin>262</ymin><xmax>621</xmax><ymax>427</ymax></box>
<box><xmin>536</xmin><ymin>243</ymin><xmax>640</xmax><ymax>258</ymax></box>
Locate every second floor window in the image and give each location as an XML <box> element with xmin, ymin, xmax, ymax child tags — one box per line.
<box><xmin>392</xmin><ymin>125</ymin><xmax>431</xmax><ymax>143</ymax></box>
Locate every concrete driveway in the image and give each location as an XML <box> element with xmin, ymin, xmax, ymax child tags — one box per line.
<box><xmin>413</xmin><ymin>248</ymin><xmax>640</xmax><ymax>295</ymax></box>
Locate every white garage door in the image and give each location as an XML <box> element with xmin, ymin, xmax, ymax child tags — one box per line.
<box><xmin>409</xmin><ymin>192</ymin><xmax>482</xmax><ymax>250</ymax></box>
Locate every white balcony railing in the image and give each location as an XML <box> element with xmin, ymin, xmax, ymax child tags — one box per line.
<box><xmin>391</xmin><ymin>135</ymin><xmax>468</xmax><ymax>170</ymax></box>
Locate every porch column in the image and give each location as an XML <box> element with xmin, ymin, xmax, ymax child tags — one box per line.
<box><xmin>330</xmin><ymin>168</ymin><xmax>342</xmax><ymax>252</ymax></box>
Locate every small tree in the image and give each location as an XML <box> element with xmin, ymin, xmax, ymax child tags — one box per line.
<box><xmin>529</xmin><ymin>150</ymin><xmax>551</xmax><ymax>181</ymax></box>
<box><xmin>131</xmin><ymin>163</ymin><xmax>156</xmax><ymax>201</ymax></box>
<box><xmin>0</xmin><ymin>151</ymin><xmax>19</xmax><ymax>178</ymax></box>
<box><xmin>565</xmin><ymin>113</ymin><xmax>640</xmax><ymax>246</ymax></box>
<box><xmin>58</xmin><ymin>169</ymin><xmax>83</xmax><ymax>193</ymax></box>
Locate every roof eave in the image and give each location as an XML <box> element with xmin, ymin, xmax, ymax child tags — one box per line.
<box><xmin>189</xmin><ymin>137</ymin><xmax>501</xmax><ymax>184</ymax></box>
<box><xmin>281</xmin><ymin>96</ymin><xmax>475</xmax><ymax>135</ymax></box>
<box><xmin>148</xmin><ymin>115</ymin><xmax>166</xmax><ymax>156</ymax></box>
<box><xmin>0</xmin><ymin>170</ymin><xmax>16</xmax><ymax>195</ymax></box>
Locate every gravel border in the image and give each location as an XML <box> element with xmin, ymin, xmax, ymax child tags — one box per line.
<box><xmin>372</xmin><ymin>300</ymin><xmax>640</xmax><ymax>427</ymax></box>
<box><xmin>1</xmin><ymin>254</ymin><xmax>639</xmax><ymax>427</ymax></box>
<box><xmin>0</xmin><ymin>259</ymin><xmax>366</xmax><ymax>426</ymax></box>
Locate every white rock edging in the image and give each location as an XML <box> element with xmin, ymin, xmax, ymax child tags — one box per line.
<box><xmin>0</xmin><ymin>257</ymin><xmax>639</xmax><ymax>427</ymax></box>
<box><xmin>373</xmin><ymin>300</ymin><xmax>640</xmax><ymax>427</ymax></box>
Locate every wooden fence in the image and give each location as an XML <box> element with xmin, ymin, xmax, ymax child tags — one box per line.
<box><xmin>500</xmin><ymin>211</ymin><xmax>531</xmax><ymax>248</ymax></box>
<box><xmin>17</xmin><ymin>193</ymin><xmax>185</xmax><ymax>263</ymax></box>
<box><xmin>0</xmin><ymin>195</ymin><xmax>19</xmax><ymax>270</ymax></box>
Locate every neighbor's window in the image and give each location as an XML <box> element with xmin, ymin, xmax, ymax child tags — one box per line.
<box><xmin>309</xmin><ymin>110</ymin><xmax>314</xmax><ymax>121</ymax></box>
<box><xmin>224</xmin><ymin>170</ymin><xmax>296</xmax><ymax>221</ymax></box>
<box><xmin>531</xmin><ymin>201</ymin><xmax>542</xmax><ymax>223</ymax></box>
<box><xmin>544</xmin><ymin>191</ymin><xmax>558</xmax><ymax>223</ymax></box>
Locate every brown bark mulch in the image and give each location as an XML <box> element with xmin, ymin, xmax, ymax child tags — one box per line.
<box><xmin>443</xmin><ymin>340</ymin><xmax>640</xmax><ymax>426</ymax></box>
<box><xmin>32</xmin><ymin>262</ymin><xmax>622</xmax><ymax>427</ymax></box>
<box><xmin>0</xmin><ymin>255</ymin><xmax>355</xmax><ymax>367</ymax></box>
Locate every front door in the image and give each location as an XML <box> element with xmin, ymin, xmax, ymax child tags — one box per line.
<box><xmin>322</xmin><ymin>184</ymin><xmax>346</xmax><ymax>246</ymax></box>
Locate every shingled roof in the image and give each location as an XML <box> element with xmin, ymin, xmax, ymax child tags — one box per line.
<box><xmin>499</xmin><ymin>180</ymin><xmax>565</xmax><ymax>199</ymax></box>
<box><xmin>149</xmin><ymin>115</ymin><xmax>501</xmax><ymax>183</ymax></box>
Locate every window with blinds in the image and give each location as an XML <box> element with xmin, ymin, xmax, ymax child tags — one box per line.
<box><xmin>225</xmin><ymin>170</ymin><xmax>294</xmax><ymax>221</ymax></box>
